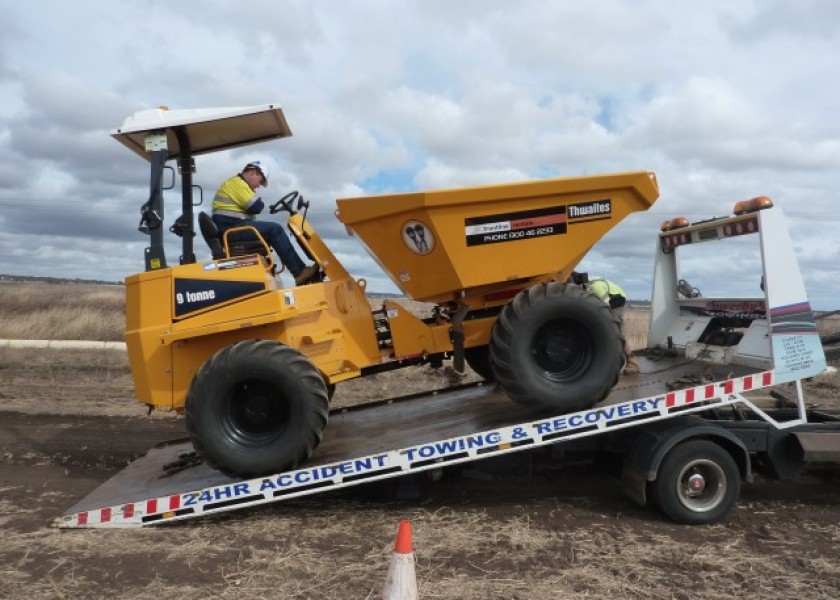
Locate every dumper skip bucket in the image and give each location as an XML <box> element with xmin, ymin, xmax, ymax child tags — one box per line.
<box><xmin>336</xmin><ymin>171</ymin><xmax>659</xmax><ymax>304</ymax></box>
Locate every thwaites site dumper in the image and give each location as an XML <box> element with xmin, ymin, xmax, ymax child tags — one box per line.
<box><xmin>56</xmin><ymin>103</ymin><xmax>834</xmax><ymax>529</ymax></box>
<box><xmin>113</xmin><ymin>104</ymin><xmax>658</xmax><ymax>478</ymax></box>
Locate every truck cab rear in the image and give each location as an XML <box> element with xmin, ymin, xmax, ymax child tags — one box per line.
<box><xmin>648</xmin><ymin>196</ymin><xmax>825</xmax><ymax>382</ymax></box>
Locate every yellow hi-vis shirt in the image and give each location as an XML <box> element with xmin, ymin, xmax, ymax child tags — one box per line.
<box><xmin>212</xmin><ymin>174</ymin><xmax>260</xmax><ymax>219</ymax></box>
<box><xmin>588</xmin><ymin>278</ymin><xmax>626</xmax><ymax>304</ymax></box>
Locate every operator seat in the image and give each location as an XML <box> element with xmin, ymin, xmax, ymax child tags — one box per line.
<box><xmin>197</xmin><ymin>212</ymin><xmax>269</xmax><ymax>260</ymax></box>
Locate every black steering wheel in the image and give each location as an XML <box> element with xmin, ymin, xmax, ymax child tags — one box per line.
<box><xmin>269</xmin><ymin>190</ymin><xmax>299</xmax><ymax>215</ymax></box>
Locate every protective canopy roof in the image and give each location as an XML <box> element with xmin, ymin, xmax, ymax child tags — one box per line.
<box><xmin>111</xmin><ymin>104</ymin><xmax>292</xmax><ymax>160</ymax></box>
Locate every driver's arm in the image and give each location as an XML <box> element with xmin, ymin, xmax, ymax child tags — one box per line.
<box><xmin>230</xmin><ymin>187</ymin><xmax>264</xmax><ymax>215</ymax></box>
<box><xmin>244</xmin><ymin>195</ymin><xmax>265</xmax><ymax>215</ymax></box>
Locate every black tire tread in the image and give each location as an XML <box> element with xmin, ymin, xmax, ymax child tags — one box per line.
<box><xmin>185</xmin><ymin>339</ymin><xmax>329</xmax><ymax>477</ymax></box>
<box><xmin>464</xmin><ymin>345</ymin><xmax>494</xmax><ymax>381</ymax></box>
<box><xmin>490</xmin><ymin>282</ymin><xmax>625</xmax><ymax>410</ymax></box>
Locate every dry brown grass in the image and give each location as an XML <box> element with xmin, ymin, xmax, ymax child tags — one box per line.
<box><xmin>622</xmin><ymin>307</ymin><xmax>649</xmax><ymax>351</ymax></box>
<box><xmin>5</xmin><ymin>473</ymin><xmax>840</xmax><ymax>599</ymax></box>
<box><xmin>0</xmin><ymin>282</ymin><xmax>125</xmax><ymax>341</ymax></box>
<box><xmin>818</xmin><ymin>315</ymin><xmax>840</xmax><ymax>333</ymax></box>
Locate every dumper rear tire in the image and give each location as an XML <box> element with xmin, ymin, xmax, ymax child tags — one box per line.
<box><xmin>185</xmin><ymin>340</ymin><xmax>329</xmax><ymax>477</ymax></box>
<box><xmin>490</xmin><ymin>282</ymin><xmax>624</xmax><ymax>411</ymax></box>
<box><xmin>465</xmin><ymin>345</ymin><xmax>494</xmax><ymax>381</ymax></box>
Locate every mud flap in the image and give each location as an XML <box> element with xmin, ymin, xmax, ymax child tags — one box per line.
<box><xmin>449</xmin><ymin>304</ymin><xmax>470</xmax><ymax>373</ymax></box>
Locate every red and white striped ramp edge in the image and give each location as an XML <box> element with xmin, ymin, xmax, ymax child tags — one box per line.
<box><xmin>665</xmin><ymin>371</ymin><xmax>772</xmax><ymax>409</ymax></box>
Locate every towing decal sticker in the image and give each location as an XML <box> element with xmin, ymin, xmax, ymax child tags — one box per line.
<box><xmin>683</xmin><ymin>300</ymin><xmax>767</xmax><ymax>320</ymax></box>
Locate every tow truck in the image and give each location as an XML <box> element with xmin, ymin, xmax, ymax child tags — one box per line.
<box><xmin>55</xmin><ymin>107</ymin><xmax>833</xmax><ymax>528</ymax></box>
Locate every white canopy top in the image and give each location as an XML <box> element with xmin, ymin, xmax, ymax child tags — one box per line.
<box><xmin>111</xmin><ymin>104</ymin><xmax>292</xmax><ymax>160</ymax></box>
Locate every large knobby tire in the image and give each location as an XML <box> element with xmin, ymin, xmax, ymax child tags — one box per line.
<box><xmin>464</xmin><ymin>345</ymin><xmax>494</xmax><ymax>382</ymax></box>
<box><xmin>490</xmin><ymin>282</ymin><xmax>624</xmax><ymax>411</ymax></box>
<box><xmin>185</xmin><ymin>339</ymin><xmax>329</xmax><ymax>477</ymax></box>
<box><xmin>651</xmin><ymin>440</ymin><xmax>741</xmax><ymax>525</ymax></box>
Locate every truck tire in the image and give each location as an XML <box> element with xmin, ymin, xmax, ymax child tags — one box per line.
<box><xmin>652</xmin><ymin>440</ymin><xmax>741</xmax><ymax>525</ymax></box>
<box><xmin>489</xmin><ymin>282</ymin><xmax>624</xmax><ymax>411</ymax></box>
<box><xmin>464</xmin><ymin>345</ymin><xmax>494</xmax><ymax>381</ymax></box>
<box><xmin>185</xmin><ymin>339</ymin><xmax>329</xmax><ymax>477</ymax></box>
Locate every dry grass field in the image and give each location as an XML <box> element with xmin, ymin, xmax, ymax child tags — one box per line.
<box><xmin>0</xmin><ymin>282</ymin><xmax>125</xmax><ymax>342</ymax></box>
<box><xmin>2</xmin><ymin>281</ymin><xmax>840</xmax><ymax>599</ymax></box>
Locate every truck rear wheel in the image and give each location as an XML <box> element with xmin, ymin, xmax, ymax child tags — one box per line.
<box><xmin>652</xmin><ymin>440</ymin><xmax>741</xmax><ymax>525</ymax></box>
<box><xmin>490</xmin><ymin>282</ymin><xmax>623</xmax><ymax>411</ymax></box>
<box><xmin>185</xmin><ymin>339</ymin><xmax>329</xmax><ymax>477</ymax></box>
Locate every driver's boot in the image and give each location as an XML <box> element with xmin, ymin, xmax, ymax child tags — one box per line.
<box><xmin>294</xmin><ymin>264</ymin><xmax>319</xmax><ymax>286</ymax></box>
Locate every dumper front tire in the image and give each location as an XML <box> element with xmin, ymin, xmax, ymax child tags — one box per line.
<box><xmin>185</xmin><ymin>340</ymin><xmax>329</xmax><ymax>477</ymax></box>
<box><xmin>490</xmin><ymin>282</ymin><xmax>624</xmax><ymax>411</ymax></box>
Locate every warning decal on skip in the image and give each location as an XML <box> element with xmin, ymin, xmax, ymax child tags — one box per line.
<box><xmin>464</xmin><ymin>206</ymin><xmax>567</xmax><ymax>247</ymax></box>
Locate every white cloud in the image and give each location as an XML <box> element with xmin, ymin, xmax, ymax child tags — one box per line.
<box><xmin>630</xmin><ymin>77</ymin><xmax>840</xmax><ymax>171</ymax></box>
<box><xmin>0</xmin><ymin>1</ymin><xmax>838</xmax><ymax>310</ymax></box>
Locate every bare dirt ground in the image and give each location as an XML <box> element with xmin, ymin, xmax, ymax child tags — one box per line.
<box><xmin>2</xmin><ymin>348</ymin><xmax>840</xmax><ymax>599</ymax></box>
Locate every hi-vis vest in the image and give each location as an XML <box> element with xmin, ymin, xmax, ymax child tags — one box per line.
<box><xmin>212</xmin><ymin>174</ymin><xmax>260</xmax><ymax>220</ymax></box>
<box><xmin>588</xmin><ymin>277</ymin><xmax>626</xmax><ymax>305</ymax></box>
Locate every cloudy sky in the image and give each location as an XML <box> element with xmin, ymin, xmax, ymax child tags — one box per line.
<box><xmin>1</xmin><ymin>1</ymin><xmax>838</xmax><ymax>308</ymax></box>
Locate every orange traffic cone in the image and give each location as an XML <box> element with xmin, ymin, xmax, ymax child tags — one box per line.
<box><xmin>381</xmin><ymin>520</ymin><xmax>418</xmax><ymax>600</ymax></box>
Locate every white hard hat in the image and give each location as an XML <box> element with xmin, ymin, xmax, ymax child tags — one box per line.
<box><xmin>244</xmin><ymin>160</ymin><xmax>269</xmax><ymax>187</ymax></box>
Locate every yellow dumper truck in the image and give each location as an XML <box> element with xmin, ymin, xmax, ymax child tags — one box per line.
<box><xmin>112</xmin><ymin>104</ymin><xmax>658</xmax><ymax>477</ymax></box>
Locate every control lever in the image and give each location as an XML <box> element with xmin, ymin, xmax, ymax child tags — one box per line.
<box><xmin>298</xmin><ymin>195</ymin><xmax>312</xmax><ymax>240</ymax></box>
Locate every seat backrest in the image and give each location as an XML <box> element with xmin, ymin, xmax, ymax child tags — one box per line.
<box><xmin>198</xmin><ymin>212</ymin><xmax>273</xmax><ymax>266</ymax></box>
<box><xmin>198</xmin><ymin>212</ymin><xmax>226</xmax><ymax>260</ymax></box>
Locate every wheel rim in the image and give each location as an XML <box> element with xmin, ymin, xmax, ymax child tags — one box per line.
<box><xmin>675</xmin><ymin>459</ymin><xmax>727</xmax><ymax>513</ymax></box>
<box><xmin>225</xmin><ymin>380</ymin><xmax>289</xmax><ymax>446</ymax></box>
<box><xmin>530</xmin><ymin>318</ymin><xmax>592</xmax><ymax>382</ymax></box>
